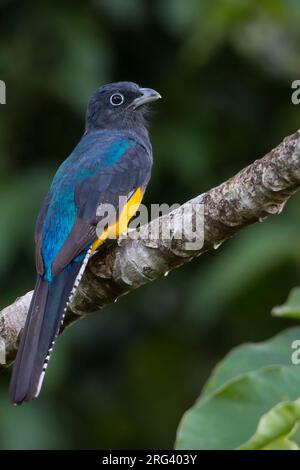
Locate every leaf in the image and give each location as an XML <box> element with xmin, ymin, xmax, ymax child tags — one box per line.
<box><xmin>175</xmin><ymin>327</ymin><xmax>300</xmax><ymax>450</ymax></box>
<box><xmin>263</xmin><ymin>437</ymin><xmax>298</xmax><ymax>450</ymax></box>
<box><xmin>202</xmin><ymin>326</ymin><xmax>300</xmax><ymax>397</ymax></box>
<box><xmin>176</xmin><ymin>366</ymin><xmax>300</xmax><ymax>450</ymax></box>
<box><xmin>272</xmin><ymin>287</ymin><xmax>300</xmax><ymax>320</ymax></box>
<box><xmin>239</xmin><ymin>400</ymin><xmax>300</xmax><ymax>450</ymax></box>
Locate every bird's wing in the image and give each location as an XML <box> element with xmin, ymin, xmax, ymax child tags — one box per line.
<box><xmin>39</xmin><ymin>140</ymin><xmax>152</xmax><ymax>279</ymax></box>
<box><xmin>34</xmin><ymin>193</ymin><xmax>52</xmax><ymax>276</ymax></box>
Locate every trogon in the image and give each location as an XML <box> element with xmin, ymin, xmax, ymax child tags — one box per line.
<box><xmin>9</xmin><ymin>81</ymin><xmax>161</xmax><ymax>404</ymax></box>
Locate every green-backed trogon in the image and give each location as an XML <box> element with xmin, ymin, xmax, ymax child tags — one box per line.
<box><xmin>9</xmin><ymin>81</ymin><xmax>161</xmax><ymax>404</ymax></box>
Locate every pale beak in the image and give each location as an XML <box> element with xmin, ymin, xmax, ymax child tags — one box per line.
<box><xmin>132</xmin><ymin>88</ymin><xmax>162</xmax><ymax>109</ymax></box>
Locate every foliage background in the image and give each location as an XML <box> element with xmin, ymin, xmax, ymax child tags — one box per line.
<box><xmin>0</xmin><ymin>0</ymin><xmax>300</xmax><ymax>449</ymax></box>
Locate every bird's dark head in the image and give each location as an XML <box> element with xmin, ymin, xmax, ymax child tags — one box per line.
<box><xmin>85</xmin><ymin>81</ymin><xmax>161</xmax><ymax>134</ymax></box>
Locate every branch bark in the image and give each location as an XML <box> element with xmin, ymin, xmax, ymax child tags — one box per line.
<box><xmin>1</xmin><ymin>130</ymin><xmax>300</xmax><ymax>367</ymax></box>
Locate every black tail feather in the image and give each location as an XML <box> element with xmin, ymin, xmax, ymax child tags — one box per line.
<box><xmin>9</xmin><ymin>262</ymin><xmax>83</xmax><ymax>405</ymax></box>
<box><xmin>9</xmin><ymin>277</ymin><xmax>48</xmax><ymax>404</ymax></box>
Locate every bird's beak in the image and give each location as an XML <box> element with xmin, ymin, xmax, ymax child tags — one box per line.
<box><xmin>132</xmin><ymin>88</ymin><xmax>162</xmax><ymax>109</ymax></box>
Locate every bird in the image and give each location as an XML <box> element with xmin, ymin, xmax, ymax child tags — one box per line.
<box><xmin>9</xmin><ymin>81</ymin><xmax>161</xmax><ymax>405</ymax></box>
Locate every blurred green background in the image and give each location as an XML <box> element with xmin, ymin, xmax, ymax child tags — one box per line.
<box><xmin>0</xmin><ymin>0</ymin><xmax>300</xmax><ymax>449</ymax></box>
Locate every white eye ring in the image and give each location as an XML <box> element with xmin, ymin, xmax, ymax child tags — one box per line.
<box><xmin>110</xmin><ymin>93</ymin><xmax>125</xmax><ymax>106</ymax></box>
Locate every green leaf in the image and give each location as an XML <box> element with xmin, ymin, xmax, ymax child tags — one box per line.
<box><xmin>175</xmin><ymin>327</ymin><xmax>300</xmax><ymax>450</ymax></box>
<box><xmin>239</xmin><ymin>400</ymin><xmax>300</xmax><ymax>450</ymax></box>
<box><xmin>203</xmin><ymin>327</ymin><xmax>300</xmax><ymax>397</ymax></box>
<box><xmin>176</xmin><ymin>366</ymin><xmax>300</xmax><ymax>450</ymax></box>
<box><xmin>272</xmin><ymin>287</ymin><xmax>300</xmax><ymax>319</ymax></box>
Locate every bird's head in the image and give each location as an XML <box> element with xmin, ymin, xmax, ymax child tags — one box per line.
<box><xmin>85</xmin><ymin>81</ymin><xmax>161</xmax><ymax>133</ymax></box>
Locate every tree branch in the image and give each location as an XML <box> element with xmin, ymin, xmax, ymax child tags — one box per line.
<box><xmin>1</xmin><ymin>130</ymin><xmax>300</xmax><ymax>367</ymax></box>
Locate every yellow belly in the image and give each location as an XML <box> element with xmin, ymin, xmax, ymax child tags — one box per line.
<box><xmin>91</xmin><ymin>187</ymin><xmax>144</xmax><ymax>252</ymax></box>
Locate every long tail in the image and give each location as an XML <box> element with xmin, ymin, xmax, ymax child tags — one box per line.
<box><xmin>9</xmin><ymin>260</ymin><xmax>87</xmax><ymax>405</ymax></box>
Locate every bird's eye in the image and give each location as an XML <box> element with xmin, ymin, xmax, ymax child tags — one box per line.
<box><xmin>110</xmin><ymin>93</ymin><xmax>125</xmax><ymax>106</ymax></box>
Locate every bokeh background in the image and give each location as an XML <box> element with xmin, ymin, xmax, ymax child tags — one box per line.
<box><xmin>1</xmin><ymin>0</ymin><xmax>300</xmax><ymax>449</ymax></box>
